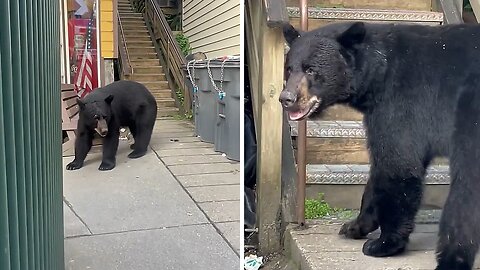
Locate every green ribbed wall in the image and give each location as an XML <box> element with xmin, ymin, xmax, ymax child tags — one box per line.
<box><xmin>0</xmin><ymin>0</ymin><xmax>64</xmax><ymax>269</ymax></box>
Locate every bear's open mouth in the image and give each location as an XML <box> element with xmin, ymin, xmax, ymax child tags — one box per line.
<box><xmin>288</xmin><ymin>96</ymin><xmax>321</xmax><ymax>121</ymax></box>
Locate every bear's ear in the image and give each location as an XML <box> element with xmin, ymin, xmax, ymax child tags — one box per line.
<box><xmin>104</xmin><ymin>95</ymin><xmax>114</xmax><ymax>104</ymax></box>
<box><xmin>77</xmin><ymin>98</ymin><xmax>85</xmax><ymax>110</ymax></box>
<box><xmin>337</xmin><ymin>22</ymin><xmax>366</xmax><ymax>48</ymax></box>
<box><xmin>283</xmin><ymin>23</ymin><xmax>301</xmax><ymax>45</ymax></box>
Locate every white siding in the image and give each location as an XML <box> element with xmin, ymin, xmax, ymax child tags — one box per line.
<box><xmin>183</xmin><ymin>0</ymin><xmax>240</xmax><ymax>58</ymax></box>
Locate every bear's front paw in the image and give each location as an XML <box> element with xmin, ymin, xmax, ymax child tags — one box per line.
<box><xmin>339</xmin><ymin>217</ymin><xmax>377</xmax><ymax>239</ymax></box>
<box><xmin>362</xmin><ymin>235</ymin><xmax>407</xmax><ymax>257</ymax></box>
<box><xmin>129</xmin><ymin>143</ymin><xmax>135</xmax><ymax>150</ymax></box>
<box><xmin>66</xmin><ymin>161</ymin><xmax>83</xmax><ymax>170</ymax></box>
<box><xmin>98</xmin><ymin>161</ymin><xmax>115</xmax><ymax>171</ymax></box>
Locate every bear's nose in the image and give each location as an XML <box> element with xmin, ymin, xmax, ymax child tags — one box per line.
<box><xmin>279</xmin><ymin>91</ymin><xmax>297</xmax><ymax>108</ymax></box>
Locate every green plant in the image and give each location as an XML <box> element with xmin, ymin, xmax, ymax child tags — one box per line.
<box><xmin>305</xmin><ymin>193</ymin><xmax>346</xmax><ymax>219</ymax></box>
<box><xmin>132</xmin><ymin>0</ymin><xmax>145</xmax><ymax>13</ymax></box>
<box><xmin>165</xmin><ymin>13</ymin><xmax>182</xmax><ymax>31</ymax></box>
<box><xmin>175</xmin><ymin>32</ymin><xmax>192</xmax><ymax>56</ymax></box>
<box><xmin>464</xmin><ymin>0</ymin><xmax>473</xmax><ymax>11</ymax></box>
<box><xmin>175</xmin><ymin>88</ymin><xmax>185</xmax><ymax>106</ymax></box>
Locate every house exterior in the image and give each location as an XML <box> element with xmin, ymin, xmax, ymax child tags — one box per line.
<box><xmin>59</xmin><ymin>0</ymin><xmax>118</xmax><ymax>93</ymax></box>
<box><xmin>182</xmin><ymin>0</ymin><xmax>241</xmax><ymax>58</ymax></box>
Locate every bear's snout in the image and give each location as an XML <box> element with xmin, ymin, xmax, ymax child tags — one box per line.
<box><xmin>279</xmin><ymin>90</ymin><xmax>297</xmax><ymax>109</ymax></box>
<box><xmin>95</xmin><ymin>118</ymin><xmax>108</xmax><ymax>137</ymax></box>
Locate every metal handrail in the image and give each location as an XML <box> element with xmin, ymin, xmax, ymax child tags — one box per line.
<box><xmin>117</xmin><ymin>10</ymin><xmax>133</xmax><ymax>76</ymax></box>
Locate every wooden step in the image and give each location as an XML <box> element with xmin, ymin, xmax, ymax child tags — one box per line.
<box><xmin>151</xmin><ymin>90</ymin><xmax>173</xmax><ymax>99</ymax></box>
<box><xmin>286</xmin><ymin>0</ymin><xmax>433</xmax><ymax>11</ymax></box>
<box><xmin>122</xmin><ymin>24</ymin><xmax>147</xmax><ymax>30</ymax></box>
<box><xmin>140</xmin><ymin>81</ymin><xmax>169</xmax><ymax>89</ymax></box>
<box><xmin>157</xmin><ymin>107</ymin><xmax>179</xmax><ymax>118</ymax></box>
<box><xmin>126</xmin><ymin>47</ymin><xmax>156</xmax><ymax>54</ymax></box>
<box><xmin>290</xmin><ymin>120</ymin><xmax>450</xmax><ymax>165</ymax></box>
<box><xmin>131</xmin><ymin>73</ymin><xmax>166</xmax><ymax>81</ymax></box>
<box><xmin>123</xmin><ymin>30</ymin><xmax>150</xmax><ymax>36</ymax></box>
<box><xmin>118</xmin><ymin>13</ymin><xmax>143</xmax><ymax>17</ymax></box>
<box><xmin>288</xmin><ymin>7</ymin><xmax>443</xmax><ymax>31</ymax></box>
<box><xmin>156</xmin><ymin>98</ymin><xmax>176</xmax><ymax>107</ymax></box>
<box><xmin>125</xmin><ymin>36</ymin><xmax>151</xmax><ymax>42</ymax></box>
<box><xmin>132</xmin><ymin>66</ymin><xmax>164</xmax><ymax>74</ymax></box>
<box><xmin>128</xmin><ymin>52</ymin><xmax>158</xmax><ymax>59</ymax></box>
<box><xmin>306</xmin><ymin>164</ymin><xmax>450</xmax><ymax>209</ymax></box>
<box><xmin>125</xmin><ymin>40</ymin><xmax>153</xmax><ymax>47</ymax></box>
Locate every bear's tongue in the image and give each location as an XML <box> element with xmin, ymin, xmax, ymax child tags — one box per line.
<box><xmin>288</xmin><ymin>109</ymin><xmax>309</xmax><ymax>121</ymax></box>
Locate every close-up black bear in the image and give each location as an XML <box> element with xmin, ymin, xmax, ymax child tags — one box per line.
<box><xmin>280</xmin><ymin>21</ymin><xmax>480</xmax><ymax>270</ymax></box>
<box><xmin>66</xmin><ymin>80</ymin><xmax>157</xmax><ymax>171</ymax></box>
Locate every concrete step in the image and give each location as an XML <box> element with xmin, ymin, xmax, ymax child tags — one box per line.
<box><xmin>290</xmin><ymin>120</ymin><xmax>449</xmax><ymax>165</ymax></box>
<box><xmin>287</xmin><ymin>7</ymin><xmax>443</xmax><ymax>31</ymax></box>
<box><xmin>286</xmin><ymin>0</ymin><xmax>433</xmax><ymax>11</ymax></box>
<box><xmin>130</xmin><ymin>73</ymin><xmax>166</xmax><ymax>81</ymax></box>
<box><xmin>306</xmin><ymin>164</ymin><xmax>450</xmax><ymax>209</ymax></box>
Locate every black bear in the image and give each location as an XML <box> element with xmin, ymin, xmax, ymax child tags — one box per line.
<box><xmin>66</xmin><ymin>80</ymin><xmax>157</xmax><ymax>171</ymax></box>
<box><xmin>280</xmin><ymin>21</ymin><xmax>480</xmax><ymax>270</ymax></box>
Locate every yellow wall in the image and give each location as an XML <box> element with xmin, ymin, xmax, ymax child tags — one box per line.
<box><xmin>100</xmin><ymin>0</ymin><xmax>116</xmax><ymax>58</ymax></box>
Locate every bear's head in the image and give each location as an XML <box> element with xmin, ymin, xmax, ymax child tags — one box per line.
<box><xmin>77</xmin><ymin>95</ymin><xmax>114</xmax><ymax>137</ymax></box>
<box><xmin>279</xmin><ymin>22</ymin><xmax>366</xmax><ymax>121</ymax></box>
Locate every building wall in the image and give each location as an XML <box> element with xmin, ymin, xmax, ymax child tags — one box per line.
<box><xmin>100</xmin><ymin>0</ymin><xmax>116</xmax><ymax>58</ymax></box>
<box><xmin>182</xmin><ymin>0</ymin><xmax>240</xmax><ymax>58</ymax></box>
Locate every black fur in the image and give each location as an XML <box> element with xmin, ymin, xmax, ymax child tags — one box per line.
<box><xmin>66</xmin><ymin>80</ymin><xmax>157</xmax><ymax>171</ymax></box>
<box><xmin>281</xmin><ymin>21</ymin><xmax>480</xmax><ymax>269</ymax></box>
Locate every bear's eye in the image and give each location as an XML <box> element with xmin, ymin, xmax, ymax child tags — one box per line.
<box><xmin>306</xmin><ymin>67</ymin><xmax>315</xmax><ymax>76</ymax></box>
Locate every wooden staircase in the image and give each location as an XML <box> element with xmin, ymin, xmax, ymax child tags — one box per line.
<box><xmin>287</xmin><ymin>0</ymin><xmax>449</xmax><ymax>210</ymax></box>
<box><xmin>117</xmin><ymin>0</ymin><xmax>179</xmax><ymax>118</ymax></box>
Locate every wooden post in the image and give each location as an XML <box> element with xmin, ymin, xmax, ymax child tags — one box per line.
<box><xmin>246</xmin><ymin>0</ymin><xmax>286</xmax><ymax>254</ymax></box>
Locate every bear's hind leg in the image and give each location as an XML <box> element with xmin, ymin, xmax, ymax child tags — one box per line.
<box><xmin>66</xmin><ymin>131</ymin><xmax>94</xmax><ymax>170</ymax></box>
<box><xmin>362</xmin><ymin>164</ymin><xmax>425</xmax><ymax>257</ymax></box>
<box><xmin>436</xmin><ymin>86</ymin><xmax>480</xmax><ymax>270</ymax></box>
<box><xmin>99</xmin><ymin>128</ymin><xmax>120</xmax><ymax>170</ymax></box>
<box><xmin>128</xmin><ymin>110</ymin><xmax>155</xmax><ymax>159</ymax></box>
<box><xmin>128</xmin><ymin>124</ymin><xmax>137</xmax><ymax>150</ymax></box>
<box><xmin>339</xmin><ymin>178</ymin><xmax>379</xmax><ymax>239</ymax></box>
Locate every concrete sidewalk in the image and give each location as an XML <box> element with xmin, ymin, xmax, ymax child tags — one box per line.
<box><xmin>63</xmin><ymin>119</ymin><xmax>240</xmax><ymax>270</ymax></box>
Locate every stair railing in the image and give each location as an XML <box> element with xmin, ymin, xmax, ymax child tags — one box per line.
<box><xmin>135</xmin><ymin>0</ymin><xmax>190</xmax><ymax>113</ymax></box>
<box><xmin>469</xmin><ymin>0</ymin><xmax>480</xmax><ymax>22</ymax></box>
<box><xmin>117</xmin><ymin>10</ymin><xmax>133</xmax><ymax>77</ymax></box>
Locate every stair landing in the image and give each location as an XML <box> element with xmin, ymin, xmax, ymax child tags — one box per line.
<box><xmin>286</xmin><ymin>217</ymin><xmax>480</xmax><ymax>270</ymax></box>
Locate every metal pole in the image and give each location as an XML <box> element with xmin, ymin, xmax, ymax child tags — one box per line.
<box><xmin>297</xmin><ymin>0</ymin><xmax>308</xmax><ymax>227</ymax></box>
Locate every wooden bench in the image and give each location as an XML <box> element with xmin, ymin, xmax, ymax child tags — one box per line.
<box><xmin>61</xmin><ymin>84</ymin><xmax>80</xmax><ymax>156</ymax></box>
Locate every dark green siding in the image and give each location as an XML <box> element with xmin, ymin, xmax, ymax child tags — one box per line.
<box><xmin>0</xmin><ymin>0</ymin><xmax>64</xmax><ymax>269</ymax></box>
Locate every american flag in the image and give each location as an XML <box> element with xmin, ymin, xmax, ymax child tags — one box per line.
<box><xmin>74</xmin><ymin>0</ymin><xmax>96</xmax><ymax>97</ymax></box>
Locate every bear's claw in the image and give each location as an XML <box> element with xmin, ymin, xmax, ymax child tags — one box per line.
<box><xmin>98</xmin><ymin>161</ymin><xmax>115</xmax><ymax>171</ymax></box>
<box><xmin>66</xmin><ymin>161</ymin><xmax>83</xmax><ymax>170</ymax></box>
<box><xmin>362</xmin><ymin>235</ymin><xmax>407</xmax><ymax>257</ymax></box>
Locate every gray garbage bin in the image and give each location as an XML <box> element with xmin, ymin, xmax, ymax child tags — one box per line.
<box><xmin>184</xmin><ymin>57</ymin><xmax>240</xmax><ymax>162</ymax></box>
<box><xmin>184</xmin><ymin>60</ymin><xmax>216</xmax><ymax>143</ymax></box>
<box><xmin>205</xmin><ymin>58</ymin><xmax>240</xmax><ymax>161</ymax></box>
